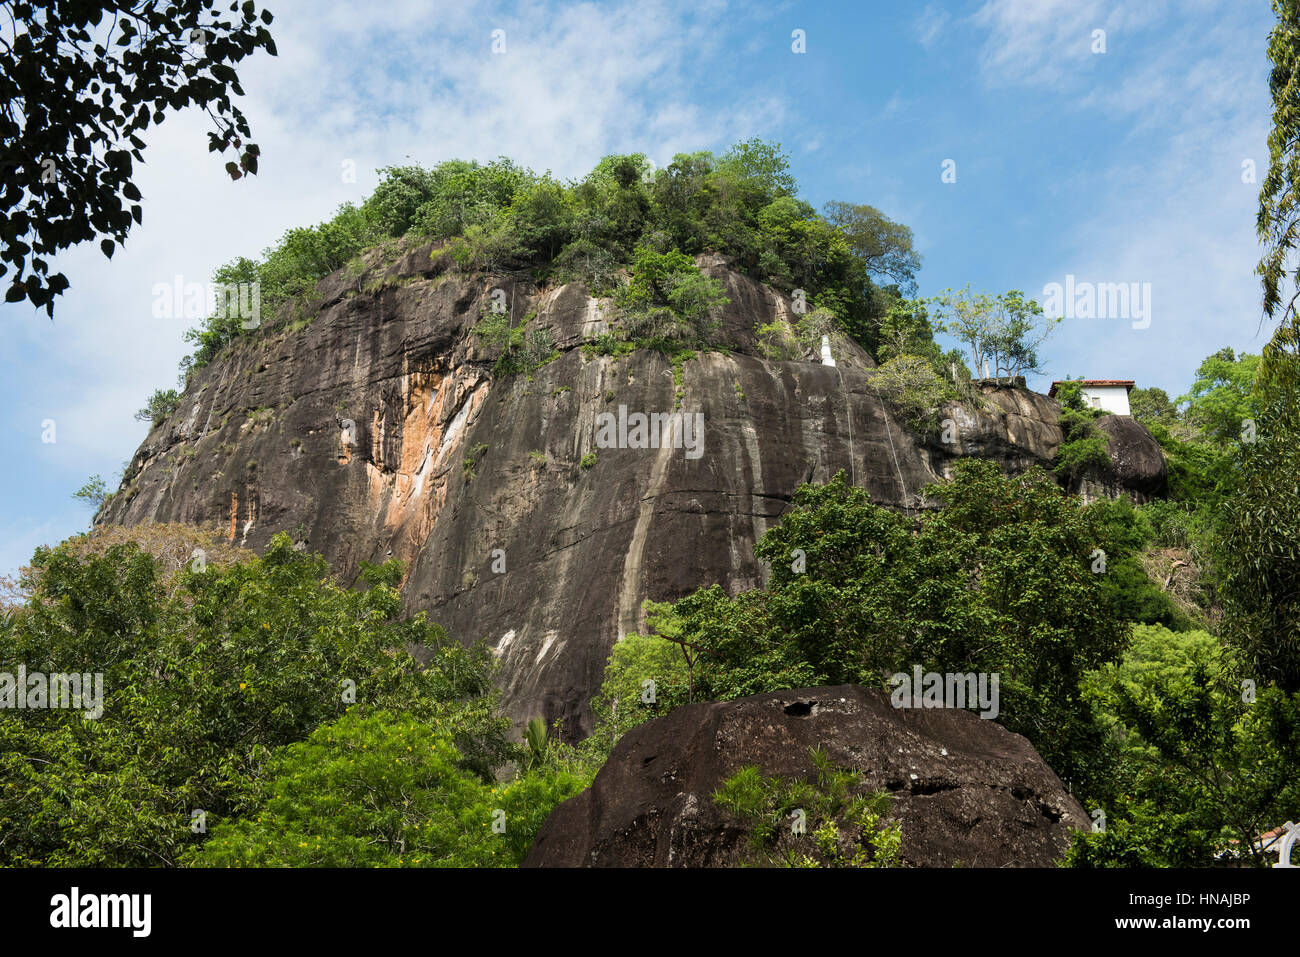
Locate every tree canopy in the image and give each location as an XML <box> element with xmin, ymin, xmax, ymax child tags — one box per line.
<box><xmin>0</xmin><ymin>1</ymin><xmax>276</xmax><ymax>314</ymax></box>
<box><xmin>176</xmin><ymin>140</ymin><xmax>921</xmax><ymax>376</ymax></box>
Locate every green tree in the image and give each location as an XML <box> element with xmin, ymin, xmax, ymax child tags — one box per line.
<box><xmin>1257</xmin><ymin>0</ymin><xmax>1300</xmax><ymax>393</ymax></box>
<box><xmin>716</xmin><ymin>137</ymin><xmax>797</xmax><ymax>197</ymax></box>
<box><xmin>928</xmin><ymin>286</ymin><xmax>1058</xmax><ymax>383</ymax></box>
<box><xmin>72</xmin><ymin>474</ymin><xmax>108</xmax><ymax>511</ymax></box>
<box><xmin>167</xmin><ymin>139</ymin><xmax>914</xmax><ymax>374</ymax></box>
<box><xmin>1217</xmin><ymin>390</ymin><xmax>1300</xmax><ymax>693</ymax></box>
<box><xmin>674</xmin><ymin>462</ymin><xmax>1130</xmax><ymax>793</ymax></box>
<box><xmin>0</xmin><ymin>532</ymin><xmax>511</xmax><ymax>866</ymax></box>
<box><xmin>183</xmin><ymin>709</ymin><xmax>589</xmax><ymax>867</ymax></box>
<box><xmin>579</xmin><ymin>600</ymin><xmax>690</xmax><ymax>763</ymax></box>
<box><xmin>1049</xmin><ymin>379</ymin><xmax>1116</xmax><ymax>487</ymax></box>
<box><xmin>134</xmin><ymin>388</ymin><xmax>181</xmax><ymax>427</ymax></box>
<box><xmin>871</xmin><ymin>297</ymin><xmax>943</xmax><ymax>365</ymax></box>
<box><xmin>1176</xmin><ymin>347</ymin><xmax>1260</xmax><ymax>446</ymax></box>
<box><xmin>1071</xmin><ymin>656</ymin><xmax>1300</xmax><ymax>867</ymax></box>
<box><xmin>822</xmin><ymin>201</ymin><xmax>922</xmax><ymax>292</ymax></box>
<box><xmin>1128</xmin><ymin>386</ymin><xmax>1179</xmax><ymax>428</ymax></box>
<box><xmin>1</xmin><ymin>0</ymin><xmax>276</xmax><ymax>314</ymax></box>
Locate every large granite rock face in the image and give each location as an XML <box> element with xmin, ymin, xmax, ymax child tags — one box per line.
<box><xmin>523</xmin><ymin>685</ymin><xmax>1091</xmax><ymax>867</ymax></box>
<box><xmin>99</xmin><ymin>245</ymin><xmax>1165</xmax><ymax>736</ymax></box>
<box><xmin>1079</xmin><ymin>414</ymin><xmax>1169</xmax><ymax>501</ymax></box>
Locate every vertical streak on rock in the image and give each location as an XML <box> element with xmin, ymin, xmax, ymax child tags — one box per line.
<box><xmin>870</xmin><ymin>383</ymin><xmax>909</xmax><ymax>505</ymax></box>
<box><xmin>616</xmin><ymin>427</ymin><xmax>675</xmax><ymax>641</ymax></box>
<box><xmin>835</xmin><ymin>366</ymin><xmax>857</xmax><ymax>487</ymax></box>
<box><xmin>736</xmin><ymin>361</ymin><xmax>768</xmax><ymax>579</ymax></box>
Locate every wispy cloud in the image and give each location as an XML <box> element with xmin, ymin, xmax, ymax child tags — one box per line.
<box><xmin>966</xmin><ymin>0</ymin><xmax>1270</xmax><ymax>394</ymax></box>
<box><xmin>913</xmin><ymin>3</ymin><xmax>951</xmax><ymax>49</ymax></box>
<box><xmin>0</xmin><ymin>0</ymin><xmax>792</xmax><ymax>574</ymax></box>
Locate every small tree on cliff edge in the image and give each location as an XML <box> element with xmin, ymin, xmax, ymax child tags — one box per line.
<box><xmin>928</xmin><ymin>285</ymin><xmax>1059</xmax><ymax>384</ymax></box>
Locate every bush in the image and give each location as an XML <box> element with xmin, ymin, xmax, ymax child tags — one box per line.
<box><xmin>713</xmin><ymin>747</ymin><xmax>901</xmax><ymax>868</ymax></box>
<box><xmin>1054</xmin><ymin>399</ymin><xmax>1112</xmax><ymax>483</ymax></box>
<box><xmin>134</xmin><ymin>388</ymin><xmax>181</xmax><ymax>427</ymax></box>
<box><xmin>578</xmin><ymin>600</ymin><xmax>690</xmax><ymax>763</ymax></box>
<box><xmin>614</xmin><ymin>246</ymin><xmax>728</xmax><ymax>348</ymax></box>
<box><xmin>868</xmin><ymin>353</ymin><xmax>955</xmax><ymax>430</ymax></box>
<box><xmin>474</xmin><ymin>310</ymin><xmax>556</xmax><ymax>377</ymax></box>
<box><xmin>183</xmin><ymin>709</ymin><xmax>589</xmax><ymax>868</ymax></box>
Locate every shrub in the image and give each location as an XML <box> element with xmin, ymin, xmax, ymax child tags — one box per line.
<box><xmin>713</xmin><ymin>747</ymin><xmax>902</xmax><ymax>868</ymax></box>
<box><xmin>182</xmin><ymin>709</ymin><xmax>590</xmax><ymax>868</ymax></box>
<box><xmin>868</xmin><ymin>354</ymin><xmax>955</xmax><ymax>430</ymax></box>
<box><xmin>614</xmin><ymin>246</ymin><xmax>728</xmax><ymax>348</ymax></box>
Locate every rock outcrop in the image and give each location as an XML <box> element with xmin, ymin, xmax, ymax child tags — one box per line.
<box><xmin>1079</xmin><ymin>414</ymin><xmax>1169</xmax><ymax>501</ymax></box>
<box><xmin>523</xmin><ymin>685</ymin><xmax>1090</xmax><ymax>867</ymax></box>
<box><xmin>100</xmin><ymin>245</ymin><xmax>1165</xmax><ymax>736</ymax></box>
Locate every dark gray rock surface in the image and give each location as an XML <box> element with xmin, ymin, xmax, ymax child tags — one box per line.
<box><xmin>100</xmin><ymin>248</ymin><xmax>1166</xmax><ymax>736</ymax></box>
<box><xmin>524</xmin><ymin>684</ymin><xmax>1091</xmax><ymax>867</ymax></box>
<box><xmin>1079</xmin><ymin>414</ymin><xmax>1169</xmax><ymax>501</ymax></box>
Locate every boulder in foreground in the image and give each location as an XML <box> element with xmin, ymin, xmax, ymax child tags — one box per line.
<box><xmin>524</xmin><ymin>685</ymin><xmax>1090</xmax><ymax>867</ymax></box>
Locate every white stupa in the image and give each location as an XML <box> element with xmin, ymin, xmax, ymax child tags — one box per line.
<box><xmin>820</xmin><ymin>334</ymin><xmax>835</xmax><ymax>367</ymax></box>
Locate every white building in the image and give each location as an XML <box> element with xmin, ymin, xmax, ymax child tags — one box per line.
<box><xmin>1048</xmin><ymin>379</ymin><xmax>1134</xmax><ymax>416</ymax></box>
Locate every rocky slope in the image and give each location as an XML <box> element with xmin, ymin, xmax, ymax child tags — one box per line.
<box><xmin>100</xmin><ymin>244</ymin><xmax>1165</xmax><ymax>736</ymax></box>
<box><xmin>524</xmin><ymin>685</ymin><xmax>1090</xmax><ymax>867</ymax></box>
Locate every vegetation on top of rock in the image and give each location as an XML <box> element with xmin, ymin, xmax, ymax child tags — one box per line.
<box><xmin>1052</xmin><ymin>377</ymin><xmax>1113</xmax><ymax>484</ymax></box>
<box><xmin>925</xmin><ymin>285</ymin><xmax>1059</xmax><ymax>384</ymax></box>
<box><xmin>713</xmin><ymin>747</ymin><xmax>902</xmax><ymax>868</ymax></box>
<box><xmin>175</xmin><ymin>139</ymin><xmax>922</xmax><ymax>380</ymax></box>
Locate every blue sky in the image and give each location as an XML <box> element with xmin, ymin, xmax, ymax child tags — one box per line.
<box><xmin>0</xmin><ymin>0</ymin><xmax>1276</xmax><ymax>578</ymax></box>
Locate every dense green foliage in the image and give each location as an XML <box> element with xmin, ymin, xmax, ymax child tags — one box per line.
<box><xmin>1072</xmin><ymin>625</ymin><xmax>1300</xmax><ymax>867</ymax></box>
<box><xmin>671</xmin><ymin>461</ymin><xmax>1130</xmax><ymax>794</ymax></box>
<box><xmin>1128</xmin><ymin>386</ymin><xmax>1178</xmax><ymax>427</ymax></box>
<box><xmin>0</xmin><ymin>532</ymin><xmax>512</xmax><ymax>865</ymax></box>
<box><xmin>177</xmin><ymin>139</ymin><xmax>919</xmax><ymax>379</ymax></box>
<box><xmin>1176</xmin><ymin>348</ymin><xmax>1260</xmax><ymax>446</ymax></box>
<box><xmin>1217</xmin><ymin>391</ymin><xmax>1300</xmax><ymax>693</ymax></box>
<box><xmin>1258</xmin><ymin>0</ymin><xmax>1300</xmax><ymax>394</ymax></box>
<box><xmin>613</xmin><ymin>246</ymin><xmax>729</xmax><ymax>348</ymax></box>
<box><xmin>1052</xmin><ymin>379</ymin><xmax>1111</xmax><ymax>484</ymax></box>
<box><xmin>578</xmin><ymin>600</ymin><xmax>689</xmax><ymax>764</ymax></box>
<box><xmin>185</xmin><ymin>710</ymin><xmax>588</xmax><ymax>867</ymax></box>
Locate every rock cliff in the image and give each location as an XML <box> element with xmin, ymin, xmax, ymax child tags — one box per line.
<box><xmin>100</xmin><ymin>245</ymin><xmax>1165</xmax><ymax>736</ymax></box>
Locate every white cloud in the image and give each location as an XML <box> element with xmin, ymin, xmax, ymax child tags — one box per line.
<box><xmin>968</xmin><ymin>0</ymin><xmax>1271</xmax><ymax>395</ymax></box>
<box><xmin>0</xmin><ymin>0</ymin><xmax>790</xmax><ymax>575</ymax></box>
<box><xmin>913</xmin><ymin>3</ymin><xmax>950</xmax><ymax>49</ymax></box>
